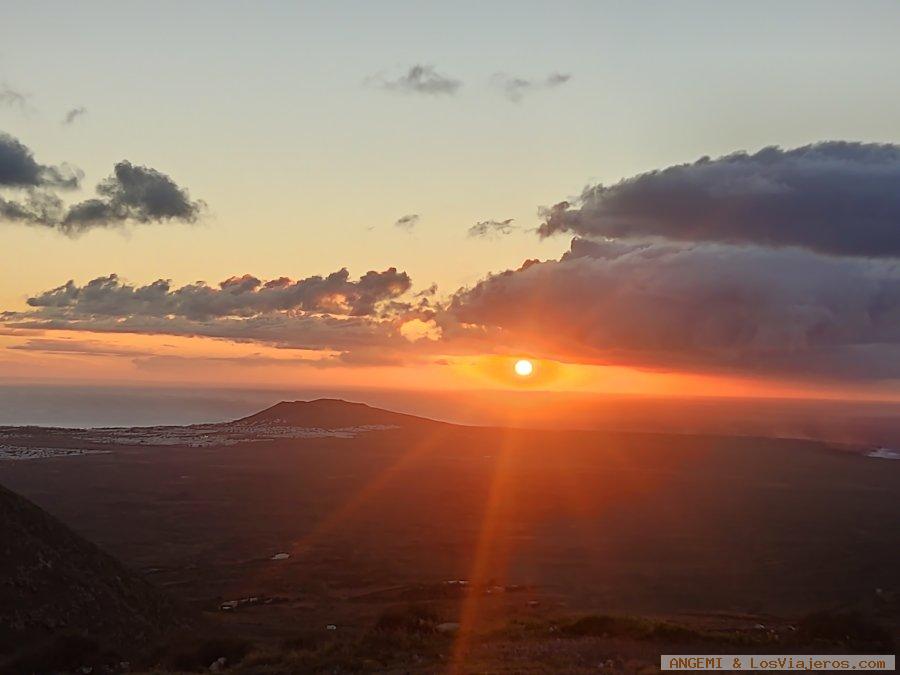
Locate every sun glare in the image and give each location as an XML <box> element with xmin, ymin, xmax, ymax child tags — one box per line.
<box><xmin>514</xmin><ymin>359</ymin><xmax>534</xmax><ymax>377</ymax></box>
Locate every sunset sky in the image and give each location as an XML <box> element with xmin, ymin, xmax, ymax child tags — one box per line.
<box><xmin>2</xmin><ymin>1</ymin><xmax>900</xmax><ymax>402</ymax></box>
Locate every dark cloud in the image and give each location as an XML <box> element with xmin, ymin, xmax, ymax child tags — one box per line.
<box><xmin>492</xmin><ymin>72</ymin><xmax>571</xmax><ymax>102</ymax></box>
<box><xmin>448</xmin><ymin>238</ymin><xmax>900</xmax><ymax>380</ymax></box>
<box><xmin>0</xmin><ymin>190</ymin><xmax>64</xmax><ymax>226</ymax></box>
<box><xmin>0</xmin><ymin>133</ymin><xmax>201</xmax><ymax>233</ymax></box>
<box><xmin>62</xmin><ymin>161</ymin><xmax>204</xmax><ymax>232</ymax></box>
<box><xmin>0</xmin><ymin>132</ymin><xmax>80</xmax><ymax>188</ymax></box>
<box><xmin>394</xmin><ymin>213</ymin><xmax>419</xmax><ymax>231</ymax></box>
<box><xmin>62</xmin><ymin>107</ymin><xmax>87</xmax><ymax>126</ymax></box>
<box><xmin>539</xmin><ymin>142</ymin><xmax>900</xmax><ymax>258</ymax></box>
<box><xmin>0</xmin><ymin>132</ymin><xmax>78</xmax><ymax>227</ymax></box>
<box><xmin>467</xmin><ymin>218</ymin><xmax>515</xmax><ymax>238</ymax></box>
<box><xmin>371</xmin><ymin>65</ymin><xmax>462</xmax><ymax>96</ymax></box>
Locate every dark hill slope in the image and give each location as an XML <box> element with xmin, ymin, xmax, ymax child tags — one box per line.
<box><xmin>234</xmin><ymin>398</ymin><xmax>437</xmax><ymax>429</ymax></box>
<box><xmin>0</xmin><ymin>483</ymin><xmax>183</xmax><ymax>661</ymax></box>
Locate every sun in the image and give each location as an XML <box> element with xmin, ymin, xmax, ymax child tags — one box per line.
<box><xmin>514</xmin><ymin>359</ymin><xmax>534</xmax><ymax>377</ymax></box>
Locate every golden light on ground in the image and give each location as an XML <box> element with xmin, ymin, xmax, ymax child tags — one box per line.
<box><xmin>514</xmin><ymin>359</ymin><xmax>533</xmax><ymax>377</ymax></box>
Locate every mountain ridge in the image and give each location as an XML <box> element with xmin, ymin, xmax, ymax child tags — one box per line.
<box><xmin>234</xmin><ymin>397</ymin><xmax>437</xmax><ymax>429</ymax></box>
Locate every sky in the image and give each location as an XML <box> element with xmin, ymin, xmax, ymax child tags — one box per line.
<box><xmin>2</xmin><ymin>1</ymin><xmax>900</xmax><ymax>405</ymax></box>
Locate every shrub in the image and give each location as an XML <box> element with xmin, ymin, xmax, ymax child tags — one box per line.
<box><xmin>562</xmin><ymin>614</ymin><xmax>702</xmax><ymax>643</ymax></box>
<box><xmin>374</xmin><ymin>603</ymin><xmax>440</xmax><ymax>634</ymax></box>
<box><xmin>166</xmin><ymin>635</ymin><xmax>254</xmax><ymax>671</ymax></box>
<box><xmin>6</xmin><ymin>634</ymin><xmax>107</xmax><ymax>674</ymax></box>
<box><xmin>562</xmin><ymin>614</ymin><xmax>647</xmax><ymax>638</ymax></box>
<box><xmin>280</xmin><ymin>628</ymin><xmax>336</xmax><ymax>652</ymax></box>
<box><xmin>798</xmin><ymin>611</ymin><xmax>892</xmax><ymax>650</ymax></box>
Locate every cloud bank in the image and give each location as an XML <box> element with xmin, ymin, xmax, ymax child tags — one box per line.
<box><xmin>5</xmin><ymin>140</ymin><xmax>900</xmax><ymax>386</ymax></box>
<box><xmin>2</xmin><ymin>269</ymin><xmax>420</xmax><ymax>364</ymax></box>
<box><xmin>539</xmin><ymin>142</ymin><xmax>900</xmax><ymax>258</ymax></box>
<box><xmin>24</xmin><ymin>268</ymin><xmax>411</xmax><ymax>320</ymax></box>
<box><xmin>448</xmin><ymin>238</ymin><xmax>900</xmax><ymax>379</ymax></box>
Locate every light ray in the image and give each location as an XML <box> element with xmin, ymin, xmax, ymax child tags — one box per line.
<box><xmin>449</xmin><ymin>428</ymin><xmax>518</xmax><ymax>672</ymax></box>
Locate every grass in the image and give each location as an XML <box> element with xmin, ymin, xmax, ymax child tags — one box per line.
<box><xmin>223</xmin><ymin>604</ymin><xmax>452</xmax><ymax>674</ymax></box>
<box><xmin>501</xmin><ymin>613</ymin><xmax>801</xmax><ymax>648</ymax></box>
<box><xmin>112</xmin><ymin>608</ymin><xmax>896</xmax><ymax>674</ymax></box>
<box><xmin>562</xmin><ymin>615</ymin><xmax>701</xmax><ymax>641</ymax></box>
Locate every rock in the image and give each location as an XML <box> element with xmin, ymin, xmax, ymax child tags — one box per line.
<box><xmin>209</xmin><ymin>656</ymin><xmax>227</xmax><ymax>672</ymax></box>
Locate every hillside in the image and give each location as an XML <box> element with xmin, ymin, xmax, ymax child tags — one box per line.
<box><xmin>0</xmin><ymin>483</ymin><xmax>185</xmax><ymax>666</ymax></box>
<box><xmin>234</xmin><ymin>397</ymin><xmax>434</xmax><ymax>429</ymax></box>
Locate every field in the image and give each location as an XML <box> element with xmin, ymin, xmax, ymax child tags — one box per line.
<box><xmin>1</xmin><ymin>401</ymin><xmax>897</xmax><ymax>672</ymax></box>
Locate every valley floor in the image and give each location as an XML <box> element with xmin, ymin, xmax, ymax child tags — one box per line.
<box><xmin>1</xmin><ymin>403</ymin><xmax>897</xmax><ymax>672</ymax></box>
